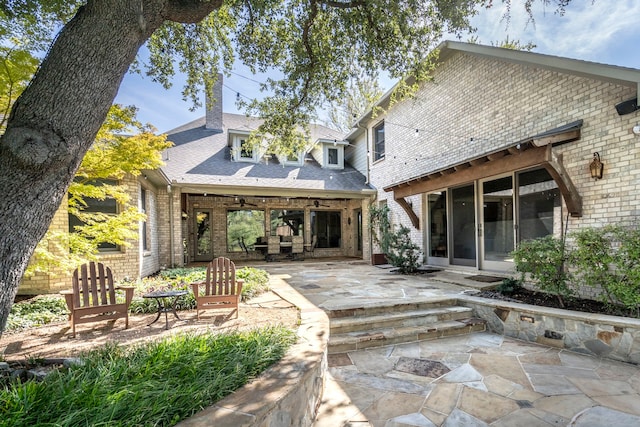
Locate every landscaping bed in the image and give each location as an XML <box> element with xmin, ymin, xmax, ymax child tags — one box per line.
<box><xmin>476</xmin><ymin>288</ymin><xmax>633</xmax><ymax>318</ymax></box>
<box><xmin>0</xmin><ymin>266</ymin><xmax>303</xmax><ymax>426</ymax></box>
<box><xmin>1</xmin><ymin>326</ymin><xmax>297</xmax><ymax>426</ymax></box>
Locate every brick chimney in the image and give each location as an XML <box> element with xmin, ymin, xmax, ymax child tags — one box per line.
<box><xmin>205</xmin><ymin>74</ymin><xmax>223</xmax><ymax>131</ymax></box>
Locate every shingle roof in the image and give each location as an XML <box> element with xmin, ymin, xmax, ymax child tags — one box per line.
<box><xmin>161</xmin><ymin>113</ymin><xmax>373</xmax><ymax>196</ymax></box>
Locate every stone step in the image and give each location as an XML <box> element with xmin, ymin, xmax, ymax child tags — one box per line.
<box><xmin>327</xmin><ymin>298</ymin><xmax>459</xmax><ymax>319</ymax></box>
<box><xmin>330</xmin><ymin>306</ymin><xmax>474</xmax><ymax>335</ymax></box>
<box><xmin>328</xmin><ymin>318</ymin><xmax>486</xmax><ymax>354</ymax></box>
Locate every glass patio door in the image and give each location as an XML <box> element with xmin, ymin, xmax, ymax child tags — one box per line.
<box><xmin>480</xmin><ymin>175</ymin><xmax>515</xmax><ymax>271</ymax></box>
<box><xmin>194</xmin><ymin>209</ymin><xmax>213</xmax><ymax>262</ymax></box>
<box><xmin>427</xmin><ymin>192</ymin><xmax>448</xmax><ymax>265</ymax></box>
<box><xmin>355</xmin><ymin>209</ymin><xmax>363</xmax><ymax>254</ymax></box>
<box><xmin>518</xmin><ymin>168</ymin><xmax>561</xmax><ymax>242</ymax></box>
<box><xmin>451</xmin><ymin>184</ymin><xmax>477</xmax><ymax>266</ymax></box>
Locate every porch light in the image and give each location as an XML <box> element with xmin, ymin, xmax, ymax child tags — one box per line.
<box><xmin>589</xmin><ymin>152</ymin><xmax>604</xmax><ymax>180</ymax></box>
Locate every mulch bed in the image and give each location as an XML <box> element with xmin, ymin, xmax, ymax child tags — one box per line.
<box><xmin>476</xmin><ymin>288</ymin><xmax>637</xmax><ymax>318</ymax></box>
<box><xmin>467</xmin><ymin>275</ymin><xmax>505</xmax><ymax>283</ymax></box>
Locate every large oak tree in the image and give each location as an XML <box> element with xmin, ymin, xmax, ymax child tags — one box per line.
<box><xmin>0</xmin><ymin>0</ymin><xmax>565</xmax><ymax>334</ymax></box>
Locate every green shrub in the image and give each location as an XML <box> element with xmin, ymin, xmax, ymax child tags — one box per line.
<box><xmin>128</xmin><ymin>266</ymin><xmax>270</xmax><ymax>313</ymax></box>
<box><xmin>6</xmin><ymin>296</ymin><xmax>68</xmax><ymax>331</ymax></box>
<box><xmin>369</xmin><ymin>203</ymin><xmax>392</xmax><ymax>254</ymax></box>
<box><xmin>385</xmin><ymin>224</ymin><xmax>422</xmax><ymax>274</ymax></box>
<box><xmin>1</xmin><ymin>326</ymin><xmax>296</xmax><ymax>426</ymax></box>
<box><xmin>511</xmin><ymin>235</ymin><xmax>573</xmax><ymax>307</ymax></box>
<box><xmin>237</xmin><ymin>267</ymin><xmax>270</xmax><ymax>301</ymax></box>
<box><xmin>369</xmin><ymin>204</ymin><xmax>422</xmax><ymax>274</ymax></box>
<box><xmin>571</xmin><ymin>225</ymin><xmax>640</xmax><ymax>316</ymax></box>
<box><xmin>497</xmin><ymin>277</ymin><xmax>522</xmax><ymax>295</ymax></box>
<box><xmin>157</xmin><ymin>266</ymin><xmax>206</xmax><ymax>283</ymax></box>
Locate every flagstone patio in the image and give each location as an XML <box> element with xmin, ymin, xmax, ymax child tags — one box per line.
<box><xmin>258</xmin><ymin>260</ymin><xmax>640</xmax><ymax>427</ymax></box>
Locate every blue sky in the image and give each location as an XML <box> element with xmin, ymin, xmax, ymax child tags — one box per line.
<box><xmin>114</xmin><ymin>1</ymin><xmax>640</xmax><ymax>133</ymax></box>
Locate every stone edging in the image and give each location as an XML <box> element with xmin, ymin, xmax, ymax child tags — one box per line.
<box><xmin>458</xmin><ymin>294</ymin><xmax>640</xmax><ymax>364</ymax></box>
<box><xmin>177</xmin><ymin>275</ymin><xmax>329</xmax><ymax>427</ymax></box>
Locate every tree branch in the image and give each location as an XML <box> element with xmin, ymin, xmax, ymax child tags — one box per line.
<box><xmin>319</xmin><ymin>0</ymin><xmax>366</xmax><ymax>8</ymax></box>
<box><xmin>164</xmin><ymin>0</ymin><xmax>223</xmax><ymax>23</ymax></box>
<box><xmin>289</xmin><ymin>0</ymin><xmax>320</xmax><ymax>113</ymax></box>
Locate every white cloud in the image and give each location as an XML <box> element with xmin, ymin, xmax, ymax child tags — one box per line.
<box><xmin>470</xmin><ymin>0</ymin><xmax>640</xmax><ymax>66</ymax></box>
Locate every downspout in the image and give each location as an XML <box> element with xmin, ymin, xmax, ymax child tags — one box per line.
<box><xmin>168</xmin><ymin>184</ymin><xmax>175</xmax><ymax>267</ymax></box>
<box><xmin>357</xmin><ymin>122</ymin><xmax>371</xmax><ymax>185</ymax></box>
<box><xmin>356</xmin><ymin>121</ymin><xmax>375</xmax><ymax>261</ymax></box>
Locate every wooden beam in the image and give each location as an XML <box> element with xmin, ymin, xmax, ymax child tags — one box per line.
<box><xmin>470</xmin><ymin>157</ymin><xmax>488</xmax><ymax>166</ymax></box>
<box><xmin>487</xmin><ymin>151</ymin><xmax>507</xmax><ymax>161</ymax></box>
<box><xmin>390</xmin><ymin>146</ymin><xmax>550</xmax><ymax>199</ymax></box>
<box><xmin>442</xmin><ymin>168</ymin><xmax>456</xmax><ymax>175</ymax></box>
<box><xmin>396</xmin><ymin>197</ymin><xmax>420</xmax><ymax>230</ymax></box>
<box><xmin>388</xmin><ymin>145</ymin><xmax>582</xmax><ymax>218</ymax></box>
<box><xmin>532</xmin><ymin>129</ymin><xmax>581</xmax><ymax>147</ymax></box>
<box><xmin>543</xmin><ymin>149</ymin><xmax>583</xmax><ymax>217</ymax></box>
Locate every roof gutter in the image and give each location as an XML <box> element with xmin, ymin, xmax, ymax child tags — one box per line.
<box><xmin>170</xmin><ymin>182</ymin><xmax>376</xmax><ymax>200</ymax></box>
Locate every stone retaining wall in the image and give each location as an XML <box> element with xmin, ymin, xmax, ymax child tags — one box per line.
<box><xmin>459</xmin><ymin>294</ymin><xmax>640</xmax><ymax>365</ymax></box>
<box><xmin>177</xmin><ymin>276</ymin><xmax>329</xmax><ymax>427</ymax></box>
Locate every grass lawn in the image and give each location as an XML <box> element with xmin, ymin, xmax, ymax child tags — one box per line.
<box><xmin>1</xmin><ymin>266</ymin><xmax>297</xmax><ymax>426</ymax></box>
<box><xmin>1</xmin><ymin>326</ymin><xmax>296</xmax><ymax>426</ymax></box>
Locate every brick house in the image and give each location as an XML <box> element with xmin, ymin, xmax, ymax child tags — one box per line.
<box><xmin>349</xmin><ymin>40</ymin><xmax>640</xmax><ymax>274</ymax></box>
<box><xmin>20</xmin><ymin>76</ymin><xmax>375</xmax><ymax>294</ymax></box>
<box><xmin>151</xmin><ymin>77</ymin><xmax>376</xmax><ymax>269</ymax></box>
<box><xmin>20</xmin><ymin>40</ymin><xmax>640</xmax><ymax>293</ymax></box>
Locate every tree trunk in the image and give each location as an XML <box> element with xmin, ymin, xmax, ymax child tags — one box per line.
<box><xmin>0</xmin><ymin>0</ymin><xmax>220</xmax><ymax>336</ymax></box>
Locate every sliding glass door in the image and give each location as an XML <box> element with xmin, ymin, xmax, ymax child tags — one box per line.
<box><xmin>451</xmin><ymin>184</ymin><xmax>477</xmax><ymax>267</ymax></box>
<box><xmin>425</xmin><ymin>168</ymin><xmax>561</xmax><ymax>272</ymax></box>
<box><xmin>194</xmin><ymin>209</ymin><xmax>213</xmax><ymax>261</ymax></box>
<box><xmin>518</xmin><ymin>168</ymin><xmax>561</xmax><ymax>241</ymax></box>
<box><xmin>480</xmin><ymin>175</ymin><xmax>515</xmax><ymax>271</ymax></box>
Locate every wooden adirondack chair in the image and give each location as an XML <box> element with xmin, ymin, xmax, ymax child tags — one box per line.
<box><xmin>192</xmin><ymin>257</ymin><xmax>244</xmax><ymax>319</ymax></box>
<box><xmin>60</xmin><ymin>262</ymin><xmax>134</xmax><ymax>337</ymax></box>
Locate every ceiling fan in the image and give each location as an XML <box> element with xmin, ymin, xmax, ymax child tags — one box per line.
<box><xmin>307</xmin><ymin>200</ymin><xmax>330</xmax><ymax>208</ymax></box>
<box><xmin>225</xmin><ymin>197</ymin><xmax>257</xmax><ymax>207</ymax></box>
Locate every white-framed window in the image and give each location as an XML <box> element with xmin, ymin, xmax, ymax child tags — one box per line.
<box><xmin>280</xmin><ymin>151</ymin><xmax>305</xmax><ymax>167</ymax></box>
<box><xmin>323</xmin><ymin>143</ymin><xmax>344</xmax><ymax>169</ymax></box>
<box><xmin>232</xmin><ymin>134</ymin><xmax>258</xmax><ymax>163</ymax></box>
<box><xmin>373</xmin><ymin>121</ymin><xmax>385</xmax><ymax>162</ymax></box>
<box><xmin>140</xmin><ymin>187</ymin><xmax>149</xmax><ymax>251</ymax></box>
<box><xmin>68</xmin><ymin>178</ymin><xmax>120</xmax><ymax>252</ymax></box>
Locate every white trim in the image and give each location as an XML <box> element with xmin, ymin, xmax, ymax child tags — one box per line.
<box><xmin>279</xmin><ymin>151</ymin><xmax>305</xmax><ymax>167</ymax></box>
<box><xmin>231</xmin><ymin>134</ymin><xmax>259</xmax><ymax>163</ymax></box>
<box><xmin>323</xmin><ymin>144</ymin><xmax>344</xmax><ymax>169</ymax></box>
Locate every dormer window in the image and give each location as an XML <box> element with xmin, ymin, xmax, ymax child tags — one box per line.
<box><xmin>280</xmin><ymin>151</ymin><xmax>305</xmax><ymax>167</ymax></box>
<box><xmin>322</xmin><ymin>142</ymin><xmax>344</xmax><ymax>169</ymax></box>
<box><xmin>240</xmin><ymin>139</ymin><xmax>253</xmax><ymax>159</ymax></box>
<box><xmin>232</xmin><ymin>134</ymin><xmax>258</xmax><ymax>163</ymax></box>
<box><xmin>327</xmin><ymin>148</ymin><xmax>338</xmax><ymax>165</ymax></box>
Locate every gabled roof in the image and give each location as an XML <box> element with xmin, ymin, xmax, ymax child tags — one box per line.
<box><xmin>347</xmin><ymin>40</ymin><xmax>640</xmax><ymax>139</ymax></box>
<box><xmin>161</xmin><ymin>113</ymin><xmax>374</xmax><ymax>198</ymax></box>
<box><xmin>441</xmin><ymin>41</ymin><xmax>640</xmax><ymax>93</ymax></box>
